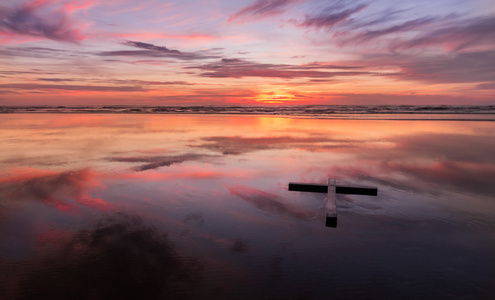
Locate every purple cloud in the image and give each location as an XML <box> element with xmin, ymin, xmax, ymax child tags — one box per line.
<box><xmin>37</xmin><ymin>78</ymin><xmax>77</xmax><ymax>82</ymax></box>
<box><xmin>122</xmin><ymin>40</ymin><xmax>182</xmax><ymax>55</ymax></box>
<box><xmin>0</xmin><ymin>46</ymin><xmax>89</xmax><ymax>60</ymax></box>
<box><xmin>229</xmin><ymin>0</ymin><xmax>303</xmax><ymax>22</ymax></box>
<box><xmin>398</xmin><ymin>51</ymin><xmax>495</xmax><ymax>84</ymax></box>
<box><xmin>0</xmin><ymin>83</ymin><xmax>146</xmax><ymax>92</ymax></box>
<box><xmin>300</xmin><ymin>4</ymin><xmax>367</xmax><ymax>29</ymax></box>
<box><xmin>0</xmin><ymin>1</ymin><xmax>83</xmax><ymax>42</ymax></box>
<box><xmin>350</xmin><ymin>16</ymin><xmax>437</xmax><ymax>43</ymax></box>
<box><xmin>106</xmin><ymin>79</ymin><xmax>195</xmax><ymax>86</ymax></box>
<box><xmin>99</xmin><ymin>40</ymin><xmax>220</xmax><ymax>60</ymax></box>
<box><xmin>477</xmin><ymin>82</ymin><xmax>495</xmax><ymax>89</ymax></box>
<box><xmin>346</xmin><ymin>8</ymin><xmax>410</xmax><ymax>30</ymax></box>
<box><xmin>336</xmin><ymin>13</ymin><xmax>495</xmax><ymax>54</ymax></box>
<box><xmin>390</xmin><ymin>15</ymin><xmax>495</xmax><ymax>52</ymax></box>
<box><xmin>190</xmin><ymin>58</ymin><xmax>368</xmax><ymax>79</ymax></box>
<box><xmin>31</xmin><ymin>78</ymin><xmax>195</xmax><ymax>86</ymax></box>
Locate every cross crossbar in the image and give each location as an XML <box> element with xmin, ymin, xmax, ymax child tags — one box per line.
<box><xmin>288</xmin><ymin>182</ymin><xmax>377</xmax><ymax>196</ymax></box>
<box><xmin>288</xmin><ymin>180</ymin><xmax>378</xmax><ymax>228</ymax></box>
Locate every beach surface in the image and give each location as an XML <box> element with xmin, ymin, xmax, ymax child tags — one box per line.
<box><xmin>0</xmin><ymin>113</ymin><xmax>494</xmax><ymax>299</ymax></box>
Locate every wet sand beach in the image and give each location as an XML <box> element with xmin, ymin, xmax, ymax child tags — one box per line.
<box><xmin>1</xmin><ymin>113</ymin><xmax>494</xmax><ymax>299</ymax></box>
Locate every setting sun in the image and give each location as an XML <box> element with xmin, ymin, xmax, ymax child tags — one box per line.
<box><xmin>255</xmin><ymin>90</ymin><xmax>299</xmax><ymax>104</ymax></box>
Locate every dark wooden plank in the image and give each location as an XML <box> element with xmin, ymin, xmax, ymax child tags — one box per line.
<box><xmin>288</xmin><ymin>183</ymin><xmax>327</xmax><ymax>193</ymax></box>
<box><xmin>289</xmin><ymin>182</ymin><xmax>377</xmax><ymax>196</ymax></box>
<box><xmin>336</xmin><ymin>186</ymin><xmax>377</xmax><ymax>196</ymax></box>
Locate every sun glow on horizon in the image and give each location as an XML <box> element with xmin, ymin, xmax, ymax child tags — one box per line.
<box><xmin>254</xmin><ymin>89</ymin><xmax>299</xmax><ymax>104</ymax></box>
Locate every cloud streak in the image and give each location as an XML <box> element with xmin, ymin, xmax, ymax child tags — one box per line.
<box><xmin>229</xmin><ymin>0</ymin><xmax>303</xmax><ymax>22</ymax></box>
<box><xmin>299</xmin><ymin>4</ymin><xmax>367</xmax><ymax>30</ymax></box>
<box><xmin>389</xmin><ymin>15</ymin><xmax>495</xmax><ymax>52</ymax></box>
<box><xmin>0</xmin><ymin>83</ymin><xmax>146</xmax><ymax>92</ymax></box>
<box><xmin>190</xmin><ymin>58</ymin><xmax>368</xmax><ymax>79</ymax></box>
<box><xmin>335</xmin><ymin>14</ymin><xmax>495</xmax><ymax>53</ymax></box>
<box><xmin>99</xmin><ymin>40</ymin><xmax>221</xmax><ymax>60</ymax></box>
<box><xmin>349</xmin><ymin>16</ymin><xmax>438</xmax><ymax>43</ymax></box>
<box><xmin>297</xmin><ymin>2</ymin><xmax>495</xmax><ymax>55</ymax></box>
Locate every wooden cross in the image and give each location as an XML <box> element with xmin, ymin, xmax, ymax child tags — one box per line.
<box><xmin>288</xmin><ymin>179</ymin><xmax>378</xmax><ymax>228</ymax></box>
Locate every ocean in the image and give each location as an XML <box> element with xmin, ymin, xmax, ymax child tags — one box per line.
<box><xmin>2</xmin><ymin>104</ymin><xmax>495</xmax><ymax>120</ymax></box>
<box><xmin>0</xmin><ymin>108</ymin><xmax>494</xmax><ymax>299</ymax></box>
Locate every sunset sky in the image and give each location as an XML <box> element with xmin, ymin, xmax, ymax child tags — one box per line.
<box><xmin>1</xmin><ymin>0</ymin><xmax>494</xmax><ymax>105</ymax></box>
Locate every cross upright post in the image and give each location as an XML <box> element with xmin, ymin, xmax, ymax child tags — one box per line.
<box><xmin>326</xmin><ymin>179</ymin><xmax>337</xmax><ymax>228</ymax></box>
<box><xmin>288</xmin><ymin>179</ymin><xmax>378</xmax><ymax>228</ymax></box>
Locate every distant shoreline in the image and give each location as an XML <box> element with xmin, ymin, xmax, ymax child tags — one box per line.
<box><xmin>1</xmin><ymin>105</ymin><xmax>495</xmax><ymax>121</ymax></box>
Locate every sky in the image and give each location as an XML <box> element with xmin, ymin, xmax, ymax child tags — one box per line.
<box><xmin>0</xmin><ymin>0</ymin><xmax>494</xmax><ymax>106</ymax></box>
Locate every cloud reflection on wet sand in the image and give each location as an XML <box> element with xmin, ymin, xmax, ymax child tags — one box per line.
<box><xmin>194</xmin><ymin>135</ymin><xmax>358</xmax><ymax>155</ymax></box>
<box><xmin>0</xmin><ymin>169</ymin><xmax>109</xmax><ymax>212</ymax></box>
<box><xmin>320</xmin><ymin>132</ymin><xmax>495</xmax><ymax>197</ymax></box>
<box><xmin>229</xmin><ymin>185</ymin><xmax>315</xmax><ymax>221</ymax></box>
<box><xmin>109</xmin><ymin>153</ymin><xmax>218</xmax><ymax>172</ymax></box>
<box><xmin>0</xmin><ymin>213</ymin><xmax>203</xmax><ymax>300</ymax></box>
